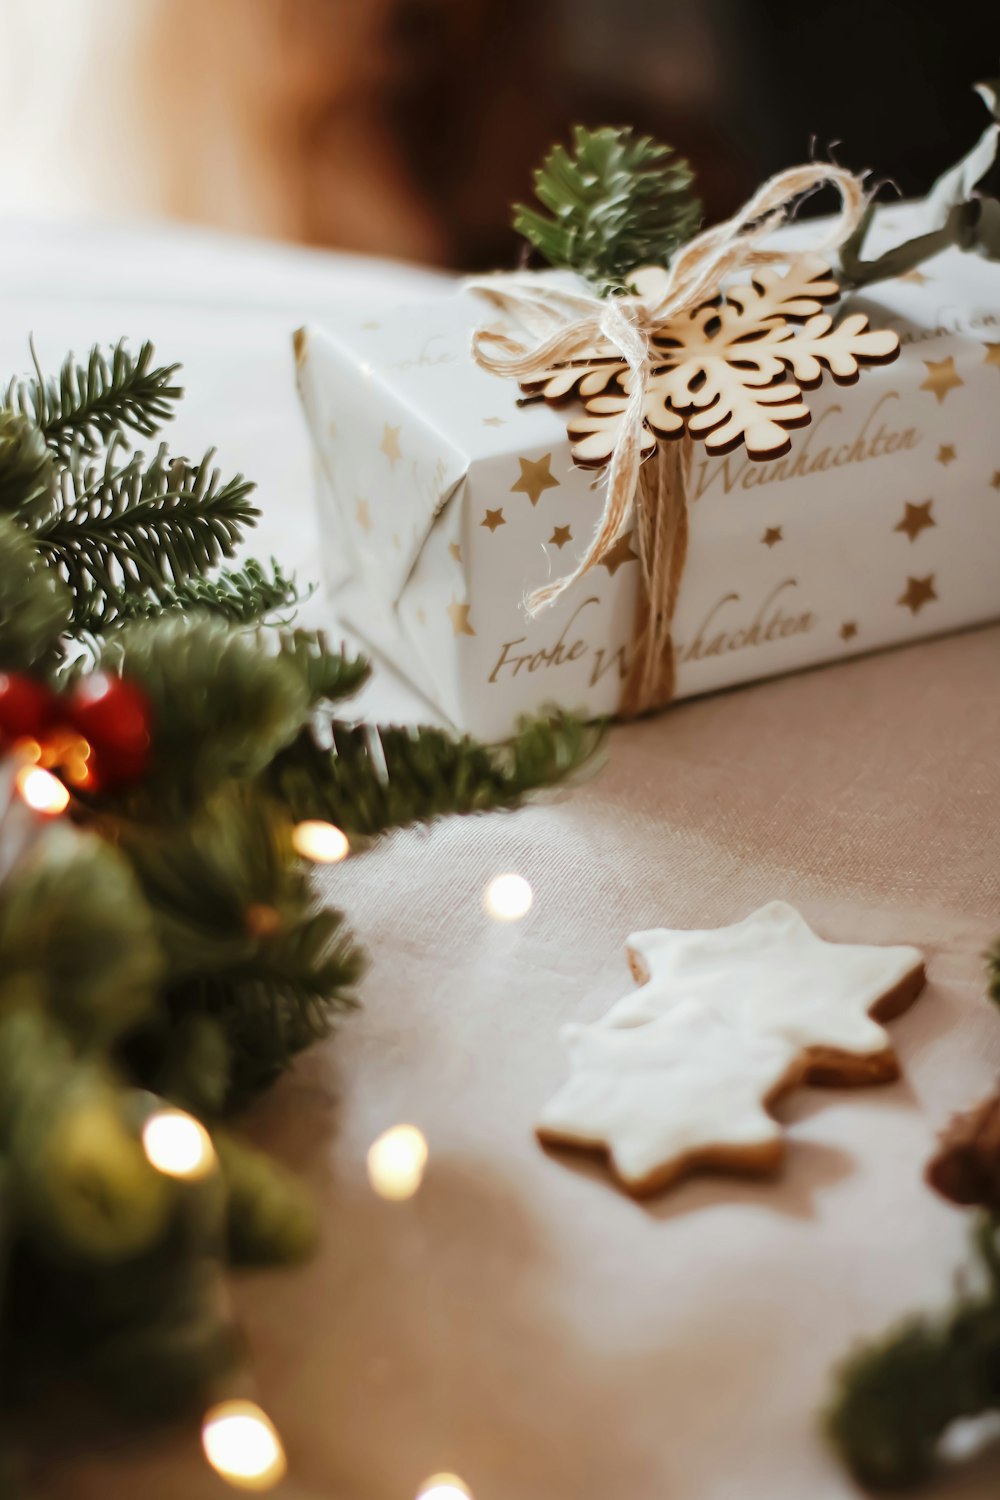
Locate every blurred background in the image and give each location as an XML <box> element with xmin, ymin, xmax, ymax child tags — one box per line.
<box><xmin>1</xmin><ymin>0</ymin><xmax>999</xmax><ymax>269</ymax></box>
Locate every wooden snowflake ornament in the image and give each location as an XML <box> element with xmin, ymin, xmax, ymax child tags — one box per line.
<box><xmin>522</xmin><ymin>254</ymin><xmax>900</xmax><ymax>464</ymax></box>
<box><xmin>537</xmin><ymin>902</ymin><xmax>926</xmax><ymax>1197</ymax></box>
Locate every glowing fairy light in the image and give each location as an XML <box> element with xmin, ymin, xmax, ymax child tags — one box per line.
<box><xmin>141</xmin><ymin>1107</ymin><xmax>216</xmax><ymax>1181</ymax></box>
<box><xmin>417</xmin><ymin>1476</ymin><xmax>473</xmax><ymax>1500</ymax></box>
<box><xmin>291</xmin><ymin>819</ymin><xmax>349</xmax><ymax>864</ymax></box>
<box><xmin>483</xmin><ymin>872</ymin><xmax>533</xmax><ymax>922</ymax></box>
<box><xmin>15</xmin><ymin>764</ymin><xmax>69</xmax><ymax>815</ymax></box>
<box><xmin>201</xmin><ymin>1401</ymin><xmax>287</xmax><ymax>1491</ymax></box>
<box><xmin>367</xmin><ymin>1124</ymin><xmax>429</xmax><ymax>1201</ymax></box>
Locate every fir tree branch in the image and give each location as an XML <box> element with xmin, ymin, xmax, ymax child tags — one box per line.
<box><xmin>0</xmin><ymin>409</ymin><xmax>54</xmax><ymax>521</ymax></box>
<box><xmin>32</xmin><ymin>441</ymin><xmax>258</xmax><ymax>629</ymax></box>
<box><xmin>515</xmin><ymin>125</ymin><xmax>701</xmax><ymax>290</ymax></box>
<box><xmin>826</xmin><ymin>1214</ymin><xmax>1000</xmax><ymax>1489</ymax></box>
<box><xmin>268</xmin><ymin>711</ymin><xmax>604</xmax><ymax>838</ymax></box>
<box><xmin>0</xmin><ymin>518</ymin><xmax>71</xmax><ymax>673</ymax></box>
<box><xmin>74</xmin><ymin>558</ymin><xmax>306</xmax><ymax>638</ymax></box>
<box><xmin>272</xmin><ymin>628</ymin><xmax>371</xmax><ymax>707</ymax></box>
<box><xmin>6</xmin><ymin>340</ymin><xmax>182</xmax><ymax>460</ymax></box>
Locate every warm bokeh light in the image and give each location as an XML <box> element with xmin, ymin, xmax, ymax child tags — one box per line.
<box><xmin>15</xmin><ymin>764</ymin><xmax>70</xmax><ymax>815</ymax></box>
<box><xmin>367</xmin><ymin>1124</ymin><xmax>429</xmax><ymax>1201</ymax></box>
<box><xmin>483</xmin><ymin>872</ymin><xmax>533</xmax><ymax>922</ymax></box>
<box><xmin>202</xmin><ymin>1401</ymin><xmax>287</xmax><ymax>1491</ymax></box>
<box><xmin>291</xmin><ymin>819</ymin><xmax>349</xmax><ymax>864</ymax></box>
<box><xmin>141</xmin><ymin>1108</ymin><xmax>216</xmax><ymax>1181</ymax></box>
<box><xmin>417</xmin><ymin>1475</ymin><xmax>472</xmax><ymax>1500</ymax></box>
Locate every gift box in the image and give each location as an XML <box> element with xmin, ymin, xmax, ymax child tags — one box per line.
<box><xmin>294</xmin><ymin>199</ymin><xmax>1000</xmax><ymax>741</ymax></box>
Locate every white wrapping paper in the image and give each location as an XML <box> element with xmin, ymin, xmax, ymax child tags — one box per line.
<box><xmin>295</xmin><ymin>209</ymin><xmax>1000</xmax><ymax>740</ymax></box>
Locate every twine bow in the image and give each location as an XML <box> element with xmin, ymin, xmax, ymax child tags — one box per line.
<box><xmin>467</xmin><ymin>164</ymin><xmax>869</xmax><ymax>715</ymax></box>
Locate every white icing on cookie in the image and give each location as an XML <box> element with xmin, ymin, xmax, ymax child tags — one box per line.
<box><xmin>538</xmin><ymin>998</ymin><xmax>801</xmax><ymax>1192</ymax></box>
<box><xmin>619</xmin><ymin>901</ymin><xmax>923</xmax><ymax>1063</ymax></box>
<box><xmin>537</xmin><ymin>902</ymin><xmax>926</xmax><ymax>1196</ymax></box>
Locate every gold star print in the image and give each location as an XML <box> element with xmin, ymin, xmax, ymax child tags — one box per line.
<box><xmin>446</xmin><ymin>595</ymin><xmax>476</xmax><ymax>636</ymax></box>
<box><xmin>761</xmin><ymin>526</ymin><xmax>783</xmax><ymax>547</ymax></box>
<box><xmin>380</xmin><ymin>423</ymin><xmax>402</xmax><ymax>466</ymax></box>
<box><xmin>362</xmin><ymin>320</ymin><xmax>380</xmax><ymax>331</ymax></box>
<box><xmin>327</xmin><ymin>419</ymin><xmax>337</xmax><ymax>439</ymax></box>
<box><xmin>550</xmin><ymin>525</ymin><xmax>573</xmax><ymax>549</ymax></box>
<box><xmin>898</xmin><ymin>575</ymin><xmax>938</xmax><ymax>615</ymax></box>
<box><xmin>840</xmin><ymin>621</ymin><xmax>858</xmax><ymax>641</ymax></box>
<box><xmin>511</xmin><ymin>453</ymin><xmax>560</xmax><ymax>506</ymax></box>
<box><xmin>899</xmin><ymin>268</ymin><xmax>929</xmax><ymax>285</ymax></box>
<box><xmin>448</xmin><ymin>542</ymin><xmax>462</xmax><ymax>563</ymax></box>
<box><xmin>984</xmin><ymin>343</ymin><xmax>1000</xmax><ymax>372</ymax></box>
<box><xmin>920</xmin><ymin>357</ymin><xmax>963</xmax><ymax>403</ymax></box>
<box><xmin>936</xmin><ymin>444</ymin><xmax>956</xmax><ymax>466</ymax></box>
<box><xmin>894</xmin><ymin>500</ymin><xmax>936</xmax><ymax>543</ymax></box>
<box><xmin>416</xmin><ymin>607</ymin><xmax>426</xmax><ymax>625</ymax></box>
<box><xmin>392</xmin><ymin>533</ymin><xmax>401</xmax><ymax>550</ymax></box>
<box><xmin>355</xmin><ymin>498</ymin><xmax>373</xmax><ymax>533</ymax></box>
<box><xmin>481</xmin><ymin>508</ymin><xmax>505</xmax><ymax>533</ymax></box>
<box><xmin>482</xmin><ymin>416</ymin><xmax>506</xmax><ymax>427</ymax></box>
<box><xmin>599</xmin><ymin>532</ymin><xmax>639</xmax><ymax>576</ymax></box>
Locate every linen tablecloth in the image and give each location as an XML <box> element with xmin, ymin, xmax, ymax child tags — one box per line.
<box><xmin>5</xmin><ymin>216</ymin><xmax>999</xmax><ymax>1500</ymax></box>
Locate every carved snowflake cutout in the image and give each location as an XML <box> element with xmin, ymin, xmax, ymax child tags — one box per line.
<box><xmin>522</xmin><ymin>254</ymin><xmax>900</xmax><ymax>465</ymax></box>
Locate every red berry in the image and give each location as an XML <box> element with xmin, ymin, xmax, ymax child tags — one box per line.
<box><xmin>67</xmin><ymin>673</ymin><xmax>152</xmax><ymax>787</ymax></box>
<box><xmin>0</xmin><ymin>673</ymin><xmax>60</xmax><ymax>744</ymax></box>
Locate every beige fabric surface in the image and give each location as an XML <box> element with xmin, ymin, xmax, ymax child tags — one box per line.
<box><xmin>36</xmin><ymin>623</ymin><xmax>1000</xmax><ymax>1500</ymax></box>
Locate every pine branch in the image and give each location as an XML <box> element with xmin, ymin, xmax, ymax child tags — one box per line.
<box><xmin>272</xmin><ymin>628</ymin><xmax>370</xmax><ymax>707</ymax></box>
<box><xmin>32</xmin><ymin>441</ymin><xmax>258</xmax><ymax>629</ymax></box>
<box><xmin>0</xmin><ymin>409</ymin><xmax>54</xmax><ymax>521</ymax></box>
<box><xmin>268</xmin><ymin>711</ymin><xmax>604</xmax><ymax>838</ymax></box>
<box><xmin>826</xmin><ymin>1215</ymin><xmax>1000</xmax><ymax>1489</ymax></box>
<box><xmin>6</xmin><ymin>340</ymin><xmax>182</xmax><ymax>460</ymax></box>
<box><xmin>0</xmin><ymin>518</ymin><xmax>71</xmax><ymax>674</ymax></box>
<box><xmin>514</xmin><ymin>125</ymin><xmax>701</xmax><ymax>290</ymax></box>
<box><xmin>99</xmin><ymin>616</ymin><xmax>308</xmax><ymax>812</ymax></box>
<box><xmin>74</xmin><ymin>558</ymin><xmax>306</xmax><ymax>638</ymax></box>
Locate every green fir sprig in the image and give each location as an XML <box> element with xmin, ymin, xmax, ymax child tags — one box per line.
<box><xmin>0</xmin><ymin>335</ymin><xmax>601</xmax><ymax>1480</ymax></box>
<box><xmin>514</xmin><ymin>125</ymin><xmax>701</xmax><ymax>291</ymax></box>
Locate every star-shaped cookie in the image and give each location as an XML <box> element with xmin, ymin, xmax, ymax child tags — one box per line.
<box><xmin>621</xmin><ymin>901</ymin><xmax>924</xmax><ymax>1084</ymax></box>
<box><xmin>537</xmin><ymin>903</ymin><xmax>926</xmax><ymax>1197</ymax></box>
<box><xmin>538</xmin><ymin>999</ymin><xmax>803</xmax><ymax>1194</ymax></box>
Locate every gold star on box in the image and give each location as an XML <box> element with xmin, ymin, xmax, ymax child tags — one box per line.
<box><xmin>936</xmin><ymin>444</ymin><xmax>956</xmax><ymax>466</ymax></box>
<box><xmin>920</xmin><ymin>357</ymin><xmax>963</xmax><ymax>403</ymax></box>
<box><xmin>355</xmin><ymin>498</ymin><xmax>373</xmax><ymax>533</ymax></box>
<box><xmin>481</xmin><ymin>508</ymin><xmax>505</xmax><ymax>533</ymax></box>
<box><xmin>380</xmin><ymin>422</ymin><xmax>402</xmax><ymax>466</ymax></box>
<box><xmin>416</xmin><ymin>607</ymin><xmax>426</xmax><ymax>625</ymax></box>
<box><xmin>840</xmin><ymin>621</ymin><xmax>858</xmax><ymax>642</ymax></box>
<box><xmin>894</xmin><ymin>500</ymin><xmax>935</xmax><ymax>543</ymax></box>
<box><xmin>446</xmin><ymin>596</ymin><xmax>476</xmax><ymax>636</ymax></box>
<box><xmin>761</xmin><ymin>526</ymin><xmax>783</xmax><ymax>547</ymax></box>
<box><xmin>549</xmin><ymin>525</ymin><xmax>573</xmax><ymax>549</ymax></box>
<box><xmin>599</xmin><ymin>532</ymin><xmax>639</xmax><ymax>576</ymax></box>
<box><xmin>448</xmin><ymin>542</ymin><xmax>462</xmax><ymax>563</ymax></box>
<box><xmin>985</xmin><ymin>343</ymin><xmax>1000</xmax><ymax>372</ymax></box>
<box><xmin>898</xmin><ymin>575</ymin><xmax>937</xmax><ymax>615</ymax></box>
<box><xmin>511</xmin><ymin>453</ymin><xmax>560</xmax><ymax>506</ymax></box>
<box><xmin>482</xmin><ymin>416</ymin><xmax>506</xmax><ymax>428</ymax></box>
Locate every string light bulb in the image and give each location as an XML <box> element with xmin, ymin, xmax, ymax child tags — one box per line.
<box><xmin>201</xmin><ymin>1401</ymin><xmax>287</xmax><ymax>1491</ymax></box>
<box><xmin>141</xmin><ymin>1107</ymin><xmax>216</xmax><ymax>1180</ymax></box>
<box><xmin>417</xmin><ymin>1475</ymin><xmax>473</xmax><ymax>1500</ymax></box>
<box><xmin>292</xmin><ymin>819</ymin><xmax>349</xmax><ymax>864</ymax></box>
<box><xmin>367</xmin><ymin>1124</ymin><xmax>429</xmax><ymax>1201</ymax></box>
<box><xmin>483</xmin><ymin>872</ymin><xmax>533</xmax><ymax>922</ymax></box>
<box><xmin>15</xmin><ymin>764</ymin><xmax>69</xmax><ymax>815</ymax></box>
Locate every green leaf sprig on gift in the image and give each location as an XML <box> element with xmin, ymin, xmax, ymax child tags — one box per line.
<box><xmin>514</xmin><ymin>125</ymin><xmax>702</xmax><ymax>292</ymax></box>
<box><xmin>0</xmin><ymin>336</ymin><xmax>602</xmax><ymax>1484</ymax></box>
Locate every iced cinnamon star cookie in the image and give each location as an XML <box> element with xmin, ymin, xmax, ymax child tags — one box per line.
<box><xmin>620</xmin><ymin>901</ymin><xmax>925</xmax><ymax>1085</ymax></box>
<box><xmin>537</xmin><ymin>998</ymin><xmax>804</xmax><ymax>1195</ymax></box>
<box><xmin>537</xmin><ymin>902</ymin><xmax>925</xmax><ymax>1197</ymax></box>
